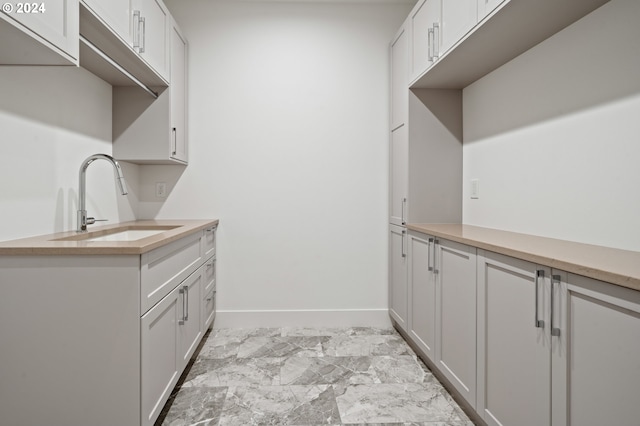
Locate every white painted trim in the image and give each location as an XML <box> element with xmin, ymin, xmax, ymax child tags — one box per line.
<box><xmin>213</xmin><ymin>309</ymin><xmax>392</xmax><ymax>329</ymax></box>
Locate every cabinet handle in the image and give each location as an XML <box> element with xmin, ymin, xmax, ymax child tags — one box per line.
<box><xmin>427</xmin><ymin>238</ymin><xmax>434</xmax><ymax>271</ymax></box>
<box><xmin>551</xmin><ymin>275</ymin><xmax>561</xmax><ymax>336</ymax></box>
<box><xmin>401</xmin><ymin>230</ymin><xmax>406</xmax><ymax>258</ymax></box>
<box><xmin>140</xmin><ymin>16</ymin><xmax>146</xmax><ymax>53</ymax></box>
<box><xmin>184</xmin><ymin>285</ymin><xmax>189</xmax><ymax>321</ymax></box>
<box><xmin>133</xmin><ymin>10</ymin><xmax>141</xmax><ymax>51</ymax></box>
<box><xmin>433</xmin><ymin>239</ymin><xmax>439</xmax><ymax>274</ymax></box>
<box><xmin>178</xmin><ymin>286</ymin><xmax>186</xmax><ymax>325</ymax></box>
<box><xmin>534</xmin><ymin>269</ymin><xmax>545</xmax><ymax>328</ymax></box>
<box><xmin>172</xmin><ymin>127</ymin><xmax>177</xmax><ymax>155</ymax></box>
<box><xmin>433</xmin><ymin>23</ymin><xmax>440</xmax><ymax>59</ymax></box>
<box><xmin>427</xmin><ymin>27</ymin><xmax>434</xmax><ymax>62</ymax></box>
<box><xmin>401</xmin><ymin>197</ymin><xmax>407</xmax><ymax>225</ymax></box>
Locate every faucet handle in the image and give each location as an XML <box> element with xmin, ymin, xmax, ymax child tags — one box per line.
<box><xmin>86</xmin><ymin>218</ymin><xmax>108</xmax><ymax>225</ymax></box>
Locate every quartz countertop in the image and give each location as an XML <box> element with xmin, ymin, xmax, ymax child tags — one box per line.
<box><xmin>0</xmin><ymin>219</ymin><xmax>218</xmax><ymax>255</ymax></box>
<box><xmin>407</xmin><ymin>223</ymin><xmax>640</xmax><ymax>292</ymax></box>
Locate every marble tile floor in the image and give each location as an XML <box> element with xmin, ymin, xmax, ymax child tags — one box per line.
<box><xmin>156</xmin><ymin>327</ymin><xmax>475</xmax><ymax>426</ymax></box>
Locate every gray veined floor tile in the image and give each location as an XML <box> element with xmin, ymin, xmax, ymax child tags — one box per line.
<box><xmin>199</xmin><ymin>328</ymin><xmax>283</xmax><ymax>359</ymax></box>
<box><xmin>280</xmin><ymin>356</ymin><xmax>381</xmax><ymax>386</ymax></box>
<box><xmin>219</xmin><ymin>385</ymin><xmax>342</xmax><ymax>425</ymax></box>
<box><xmin>181</xmin><ymin>357</ymin><xmax>285</xmax><ymax>387</ymax></box>
<box><xmin>160</xmin><ymin>386</ymin><xmax>227</xmax><ymax>426</ymax></box>
<box><xmin>369</xmin><ymin>356</ymin><xmax>434</xmax><ymax>384</ymax></box>
<box><xmin>279</xmin><ymin>327</ymin><xmax>396</xmax><ymax>337</ymax></box>
<box><xmin>236</xmin><ymin>336</ymin><xmax>329</xmax><ymax>358</ymax></box>
<box><xmin>322</xmin><ymin>335</ymin><xmax>415</xmax><ymax>357</ymax></box>
<box><xmin>333</xmin><ymin>383</ymin><xmax>464</xmax><ymax>424</ymax></box>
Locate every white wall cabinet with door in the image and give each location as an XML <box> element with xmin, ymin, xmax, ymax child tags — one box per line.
<box><xmin>132</xmin><ymin>0</ymin><xmax>169</xmax><ymax>81</ymax></box>
<box><xmin>113</xmin><ymin>17</ymin><xmax>188</xmax><ymax>164</ymax></box>
<box><xmin>409</xmin><ymin>0</ymin><xmax>477</xmax><ymax>82</ymax></box>
<box><xmin>81</xmin><ymin>0</ymin><xmax>133</xmax><ymax>45</ymax></box>
<box><xmin>477</xmin><ymin>250</ymin><xmax>640</xmax><ymax>426</ymax></box>
<box><xmin>389</xmin><ymin>224</ymin><xmax>408</xmax><ymax>332</ymax></box>
<box><xmin>0</xmin><ymin>0</ymin><xmax>78</xmax><ymax>65</ymax></box>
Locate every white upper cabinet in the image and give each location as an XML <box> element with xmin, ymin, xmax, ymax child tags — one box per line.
<box><xmin>410</xmin><ymin>0</ymin><xmax>440</xmax><ymax>81</ymax></box>
<box><xmin>133</xmin><ymin>0</ymin><xmax>169</xmax><ymax>81</ymax></box>
<box><xmin>170</xmin><ymin>19</ymin><xmax>188</xmax><ymax>163</ymax></box>
<box><xmin>82</xmin><ymin>0</ymin><xmax>133</xmax><ymax>45</ymax></box>
<box><xmin>0</xmin><ymin>0</ymin><xmax>78</xmax><ymax>65</ymax></box>
<box><xmin>440</xmin><ymin>0</ymin><xmax>477</xmax><ymax>54</ymax></box>
<box><xmin>390</xmin><ymin>22</ymin><xmax>408</xmax><ymax>131</ymax></box>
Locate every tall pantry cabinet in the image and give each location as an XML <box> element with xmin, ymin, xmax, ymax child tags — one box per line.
<box><xmin>388</xmin><ymin>17</ymin><xmax>463</xmax><ymax>334</ymax></box>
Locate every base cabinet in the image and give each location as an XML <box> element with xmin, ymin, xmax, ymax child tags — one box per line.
<box><xmin>477</xmin><ymin>251</ymin><xmax>640</xmax><ymax>426</ymax></box>
<box><xmin>389</xmin><ymin>224</ymin><xmax>408</xmax><ymax>331</ymax></box>
<box><xmin>477</xmin><ymin>251</ymin><xmax>551</xmax><ymax>426</ymax></box>
<box><xmin>406</xmin><ymin>232</ymin><xmax>477</xmax><ymax>408</ymax></box>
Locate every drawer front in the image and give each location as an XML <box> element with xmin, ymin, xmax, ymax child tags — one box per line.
<box><xmin>203</xmin><ymin>226</ymin><xmax>216</xmax><ymax>258</ymax></box>
<box><xmin>141</xmin><ymin>231</ymin><xmax>203</xmax><ymax>315</ymax></box>
<box><xmin>203</xmin><ymin>256</ymin><xmax>216</xmax><ymax>295</ymax></box>
<box><xmin>203</xmin><ymin>286</ymin><xmax>216</xmax><ymax>330</ymax></box>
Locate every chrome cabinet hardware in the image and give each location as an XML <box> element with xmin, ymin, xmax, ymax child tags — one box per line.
<box><xmin>428</xmin><ymin>238</ymin><xmax>434</xmax><ymax>271</ymax></box>
<box><xmin>534</xmin><ymin>269</ymin><xmax>545</xmax><ymax>328</ymax></box>
<box><xmin>551</xmin><ymin>275</ymin><xmax>561</xmax><ymax>336</ymax></box>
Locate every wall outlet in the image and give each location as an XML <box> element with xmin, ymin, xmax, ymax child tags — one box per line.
<box><xmin>156</xmin><ymin>182</ymin><xmax>167</xmax><ymax>198</ymax></box>
<box><xmin>471</xmin><ymin>179</ymin><xmax>479</xmax><ymax>199</ymax></box>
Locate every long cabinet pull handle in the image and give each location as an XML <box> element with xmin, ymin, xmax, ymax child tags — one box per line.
<box><xmin>133</xmin><ymin>10</ymin><xmax>141</xmax><ymax>50</ymax></box>
<box><xmin>184</xmin><ymin>285</ymin><xmax>189</xmax><ymax>321</ymax></box>
<box><xmin>534</xmin><ymin>269</ymin><xmax>545</xmax><ymax>328</ymax></box>
<box><xmin>433</xmin><ymin>239</ymin><xmax>439</xmax><ymax>274</ymax></box>
<box><xmin>178</xmin><ymin>287</ymin><xmax>186</xmax><ymax>325</ymax></box>
<box><xmin>401</xmin><ymin>197</ymin><xmax>407</xmax><ymax>225</ymax></box>
<box><xmin>551</xmin><ymin>275</ymin><xmax>561</xmax><ymax>336</ymax></box>
<box><xmin>140</xmin><ymin>17</ymin><xmax>146</xmax><ymax>53</ymax></box>
<box><xmin>427</xmin><ymin>27</ymin><xmax>434</xmax><ymax>62</ymax></box>
<box><xmin>433</xmin><ymin>23</ymin><xmax>440</xmax><ymax>59</ymax></box>
<box><xmin>172</xmin><ymin>127</ymin><xmax>177</xmax><ymax>155</ymax></box>
<box><xmin>427</xmin><ymin>238</ymin><xmax>434</xmax><ymax>271</ymax></box>
<box><xmin>401</xmin><ymin>230</ymin><xmax>406</xmax><ymax>258</ymax></box>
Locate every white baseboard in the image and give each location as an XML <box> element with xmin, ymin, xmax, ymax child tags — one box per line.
<box><xmin>213</xmin><ymin>309</ymin><xmax>391</xmax><ymax>329</ymax></box>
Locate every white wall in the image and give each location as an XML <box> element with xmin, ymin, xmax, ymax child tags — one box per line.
<box><xmin>156</xmin><ymin>0</ymin><xmax>413</xmax><ymax>327</ymax></box>
<box><xmin>463</xmin><ymin>0</ymin><xmax>640</xmax><ymax>252</ymax></box>
<box><xmin>0</xmin><ymin>66</ymin><xmax>138</xmax><ymax>241</ymax></box>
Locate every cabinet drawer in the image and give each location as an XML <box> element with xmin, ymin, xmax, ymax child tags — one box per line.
<box><xmin>141</xmin><ymin>231</ymin><xmax>203</xmax><ymax>315</ymax></box>
<box><xmin>203</xmin><ymin>226</ymin><xmax>216</xmax><ymax>258</ymax></box>
<box><xmin>203</xmin><ymin>256</ymin><xmax>216</xmax><ymax>295</ymax></box>
<box><xmin>203</xmin><ymin>286</ymin><xmax>216</xmax><ymax>330</ymax></box>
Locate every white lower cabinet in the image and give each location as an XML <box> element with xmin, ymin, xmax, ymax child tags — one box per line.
<box><xmin>406</xmin><ymin>232</ymin><xmax>477</xmax><ymax>408</ymax></box>
<box><xmin>477</xmin><ymin>251</ymin><xmax>551</xmax><ymax>426</ymax></box>
<box><xmin>389</xmin><ymin>224</ymin><xmax>408</xmax><ymax>331</ymax></box>
<box><xmin>477</xmin><ymin>250</ymin><xmax>640</xmax><ymax>426</ymax></box>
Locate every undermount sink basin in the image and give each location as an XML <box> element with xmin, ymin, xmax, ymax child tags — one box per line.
<box><xmin>84</xmin><ymin>230</ymin><xmax>167</xmax><ymax>242</ymax></box>
<box><xmin>53</xmin><ymin>225</ymin><xmax>181</xmax><ymax>242</ymax></box>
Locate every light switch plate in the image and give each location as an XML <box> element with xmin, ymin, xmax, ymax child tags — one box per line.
<box><xmin>471</xmin><ymin>179</ymin><xmax>479</xmax><ymax>199</ymax></box>
<box><xmin>156</xmin><ymin>182</ymin><xmax>167</xmax><ymax>198</ymax></box>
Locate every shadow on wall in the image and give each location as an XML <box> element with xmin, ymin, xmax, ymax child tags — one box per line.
<box><xmin>0</xmin><ymin>66</ymin><xmax>112</xmax><ymax>141</ymax></box>
<box><xmin>463</xmin><ymin>0</ymin><xmax>640</xmax><ymax>143</ymax></box>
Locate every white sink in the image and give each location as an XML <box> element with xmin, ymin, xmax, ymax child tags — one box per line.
<box><xmin>85</xmin><ymin>230</ymin><xmax>166</xmax><ymax>242</ymax></box>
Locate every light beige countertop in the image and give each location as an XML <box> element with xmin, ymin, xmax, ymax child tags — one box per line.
<box><xmin>0</xmin><ymin>219</ymin><xmax>218</xmax><ymax>255</ymax></box>
<box><xmin>407</xmin><ymin>223</ymin><xmax>640</xmax><ymax>292</ymax></box>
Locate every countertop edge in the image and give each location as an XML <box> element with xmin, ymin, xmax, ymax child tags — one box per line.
<box><xmin>406</xmin><ymin>223</ymin><xmax>640</xmax><ymax>292</ymax></box>
<box><xmin>0</xmin><ymin>219</ymin><xmax>219</xmax><ymax>256</ymax></box>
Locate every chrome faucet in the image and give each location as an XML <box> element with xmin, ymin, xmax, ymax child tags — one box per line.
<box><xmin>77</xmin><ymin>154</ymin><xmax>128</xmax><ymax>232</ymax></box>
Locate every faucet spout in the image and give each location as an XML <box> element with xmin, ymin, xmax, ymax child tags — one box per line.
<box><xmin>77</xmin><ymin>154</ymin><xmax>128</xmax><ymax>232</ymax></box>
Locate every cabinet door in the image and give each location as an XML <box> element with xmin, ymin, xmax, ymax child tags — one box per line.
<box><xmin>389</xmin><ymin>224</ymin><xmax>408</xmax><ymax>331</ymax></box>
<box><xmin>552</xmin><ymin>273</ymin><xmax>640</xmax><ymax>426</ymax></box>
<box><xmin>477</xmin><ymin>0</ymin><xmax>508</xmax><ymax>21</ymax></box>
<box><xmin>141</xmin><ymin>284</ymin><xmax>181</xmax><ymax>426</ymax></box>
<box><xmin>441</xmin><ymin>0</ymin><xmax>477</xmax><ymax>54</ymax></box>
<box><xmin>390</xmin><ymin>22</ymin><xmax>408</xmax><ymax>130</ymax></box>
<box><xmin>82</xmin><ymin>0</ymin><xmax>132</xmax><ymax>45</ymax></box>
<box><xmin>408</xmin><ymin>233</ymin><xmax>436</xmax><ymax>361</ymax></box>
<box><xmin>178</xmin><ymin>267</ymin><xmax>204</xmax><ymax>369</ymax></box>
<box><xmin>1</xmin><ymin>0</ymin><xmax>78</xmax><ymax>64</ymax></box>
<box><xmin>410</xmin><ymin>0</ymin><xmax>440</xmax><ymax>80</ymax></box>
<box><xmin>134</xmin><ymin>0</ymin><xmax>169</xmax><ymax>81</ymax></box>
<box><xmin>477</xmin><ymin>251</ymin><xmax>551</xmax><ymax>426</ymax></box>
<box><xmin>389</xmin><ymin>125</ymin><xmax>408</xmax><ymax>226</ymax></box>
<box><xmin>170</xmin><ymin>20</ymin><xmax>188</xmax><ymax>163</ymax></box>
<box><xmin>435</xmin><ymin>238</ymin><xmax>477</xmax><ymax>408</ymax></box>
